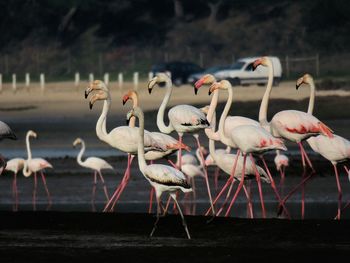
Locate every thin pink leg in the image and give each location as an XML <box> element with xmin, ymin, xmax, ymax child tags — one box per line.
<box><xmin>194</xmin><ymin>135</ymin><xmax>215</xmax><ymax>215</ymax></box>
<box><xmin>205</xmin><ymin>150</ymin><xmax>240</xmax><ymax>216</ymax></box>
<box><xmin>243</xmin><ymin>183</ymin><xmax>254</xmax><ymax>219</ymax></box>
<box><xmin>214</xmin><ymin>167</ymin><xmax>220</xmax><ymax>191</ymax></box>
<box><xmin>216</xmin><ymin>179</ymin><xmax>236</xmax><ymax>216</ymax></box>
<box><xmin>40</xmin><ymin>172</ymin><xmax>52</xmax><ymax>206</ymax></box>
<box><xmin>167</xmin><ymin>159</ymin><xmax>177</xmax><ymax>169</ymax></box>
<box><xmin>299</xmin><ymin>142</ymin><xmax>315</xmax><ymax>172</ymax></box>
<box><xmin>224</xmin><ymin>154</ymin><xmax>247</xmax><ymax>217</ymax></box>
<box><xmin>333</xmin><ymin>164</ymin><xmax>342</xmax><ymax>220</ymax></box>
<box><xmin>344</xmin><ymin>165</ymin><xmax>350</xmax><ymax>182</ymax></box>
<box><xmin>177</xmin><ymin>134</ymin><xmax>183</xmax><ymax>170</ymax></box>
<box><xmin>279</xmin><ymin>167</ymin><xmax>286</xmax><ymax>195</ymax></box>
<box><xmin>298</xmin><ymin>143</ymin><xmax>308</xmax><ymax>220</ymax></box>
<box><xmin>260</xmin><ymin>157</ymin><xmax>291</xmax><ymax>219</ymax></box>
<box><xmin>33</xmin><ymin>172</ymin><xmax>37</xmax><ymax>211</ymax></box>
<box><xmin>148</xmin><ymin>187</ymin><xmax>155</xmax><ymax>214</ymax></box>
<box><xmin>163</xmin><ymin>195</ymin><xmax>172</xmax><ymax>216</ymax></box>
<box><xmin>249</xmin><ymin>154</ymin><xmax>266</xmax><ymax>219</ymax></box>
<box><xmin>98</xmin><ymin>171</ymin><xmax>110</xmax><ymax>202</ymax></box>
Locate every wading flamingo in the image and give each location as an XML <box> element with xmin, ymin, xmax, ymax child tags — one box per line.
<box><xmin>5</xmin><ymin>158</ymin><xmax>25</xmax><ymax>211</ymax></box>
<box><xmin>148</xmin><ymin>73</ymin><xmax>215</xmax><ymax>215</ymax></box>
<box><xmin>73</xmin><ymin>138</ymin><xmax>112</xmax><ymax>210</ymax></box>
<box><xmin>274</xmin><ymin>150</ymin><xmax>289</xmax><ymax>192</ymax></box>
<box><xmin>22</xmin><ymin>130</ymin><xmax>53</xmax><ymax>211</ymax></box>
<box><xmin>85</xmin><ymin>81</ymin><xmax>166</xmax><ymax>212</ymax></box>
<box><xmin>127</xmin><ymin>106</ymin><xmax>192</xmax><ymax>239</ymax></box>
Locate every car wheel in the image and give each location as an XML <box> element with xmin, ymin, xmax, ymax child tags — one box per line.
<box><xmin>173</xmin><ymin>78</ymin><xmax>182</xmax><ymax>86</ymax></box>
<box><xmin>228</xmin><ymin>78</ymin><xmax>240</xmax><ymax>86</ymax></box>
<box><xmin>273</xmin><ymin>78</ymin><xmax>280</xmax><ymax>86</ymax></box>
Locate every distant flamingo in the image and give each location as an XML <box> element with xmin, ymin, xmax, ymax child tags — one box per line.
<box><xmin>148</xmin><ymin>73</ymin><xmax>215</xmax><ymax>215</ymax></box>
<box><xmin>296</xmin><ymin>73</ymin><xmax>350</xmax><ymax>219</ymax></box>
<box><xmin>127</xmin><ymin>106</ymin><xmax>192</xmax><ymax>239</ymax></box>
<box><xmin>5</xmin><ymin>158</ymin><xmax>25</xmax><ymax>211</ymax></box>
<box><xmin>22</xmin><ymin>130</ymin><xmax>53</xmax><ymax>211</ymax></box>
<box><xmin>274</xmin><ymin>150</ymin><xmax>289</xmax><ymax>192</ymax></box>
<box><xmin>0</xmin><ymin>120</ymin><xmax>17</xmax><ymax>141</ymax></box>
<box><xmin>85</xmin><ymin>81</ymin><xmax>166</xmax><ymax>212</ymax></box>
<box><xmin>73</xmin><ymin>138</ymin><xmax>112</xmax><ymax>210</ymax></box>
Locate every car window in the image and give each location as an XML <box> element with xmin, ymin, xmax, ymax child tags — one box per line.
<box><xmin>244</xmin><ymin>63</ymin><xmax>254</xmax><ymax>71</ymax></box>
<box><xmin>230</xmin><ymin>61</ymin><xmax>245</xmax><ymax>70</ymax></box>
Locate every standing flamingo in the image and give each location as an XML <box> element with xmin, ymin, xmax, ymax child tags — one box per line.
<box><xmin>5</xmin><ymin>158</ymin><xmax>25</xmax><ymax>211</ymax></box>
<box><xmin>296</xmin><ymin>73</ymin><xmax>350</xmax><ymax>219</ymax></box>
<box><xmin>148</xmin><ymin>73</ymin><xmax>215</xmax><ymax>215</ymax></box>
<box><xmin>73</xmin><ymin>138</ymin><xmax>112</xmax><ymax>210</ymax></box>
<box><xmin>22</xmin><ymin>130</ymin><xmax>53</xmax><ymax>211</ymax></box>
<box><xmin>127</xmin><ymin>106</ymin><xmax>192</xmax><ymax>239</ymax></box>
<box><xmin>85</xmin><ymin>81</ymin><xmax>166</xmax><ymax>212</ymax></box>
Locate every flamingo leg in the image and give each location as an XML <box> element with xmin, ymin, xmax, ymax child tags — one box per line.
<box><xmin>243</xmin><ymin>182</ymin><xmax>254</xmax><ymax>219</ymax></box>
<box><xmin>191</xmin><ymin>177</ymin><xmax>197</xmax><ymax>216</ymax></box>
<box><xmin>224</xmin><ymin>154</ymin><xmax>247</xmax><ymax>217</ymax></box>
<box><xmin>344</xmin><ymin>165</ymin><xmax>350</xmax><ymax>183</ymax></box>
<box><xmin>260</xmin><ymin>156</ymin><xmax>291</xmax><ymax>219</ymax></box>
<box><xmin>33</xmin><ymin>172</ymin><xmax>37</xmax><ymax>211</ymax></box>
<box><xmin>333</xmin><ymin>164</ymin><xmax>342</xmax><ymax>220</ymax></box>
<box><xmin>279</xmin><ymin>167</ymin><xmax>286</xmax><ymax>195</ymax></box>
<box><xmin>177</xmin><ymin>134</ymin><xmax>183</xmax><ymax>170</ymax></box>
<box><xmin>194</xmin><ymin>135</ymin><xmax>215</xmax><ymax>215</ymax></box>
<box><xmin>150</xmin><ymin>192</ymin><xmax>162</xmax><ymax>238</ymax></box>
<box><xmin>92</xmin><ymin>171</ymin><xmax>97</xmax><ymax>212</ymax></box>
<box><xmin>170</xmin><ymin>193</ymin><xmax>191</xmax><ymax>239</ymax></box>
<box><xmin>216</xmin><ymin>179</ymin><xmax>236</xmax><ymax>216</ymax></box>
<box><xmin>40</xmin><ymin>171</ymin><xmax>51</xmax><ymax>206</ymax></box>
<box><xmin>298</xmin><ymin>142</ymin><xmax>315</xmax><ymax>172</ymax></box>
<box><xmin>249</xmin><ymin>154</ymin><xmax>266</xmax><ymax>219</ymax></box>
<box><xmin>98</xmin><ymin>171</ymin><xmax>110</xmax><ymax>202</ymax></box>
<box><xmin>205</xmin><ymin>150</ymin><xmax>240</xmax><ymax>216</ymax></box>
<box><xmin>148</xmin><ymin>187</ymin><xmax>155</xmax><ymax>214</ymax></box>
<box><xmin>162</xmin><ymin>195</ymin><xmax>172</xmax><ymax>216</ymax></box>
<box><xmin>167</xmin><ymin>159</ymin><xmax>178</xmax><ymax>169</ymax></box>
<box><xmin>214</xmin><ymin>167</ymin><xmax>220</xmax><ymax>191</ymax></box>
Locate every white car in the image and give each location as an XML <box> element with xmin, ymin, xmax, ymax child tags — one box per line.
<box><xmin>214</xmin><ymin>56</ymin><xmax>282</xmax><ymax>86</ymax></box>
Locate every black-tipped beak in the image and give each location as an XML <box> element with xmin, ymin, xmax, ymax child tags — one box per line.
<box><xmin>148</xmin><ymin>89</ymin><xmax>152</xmax><ymax>94</ymax></box>
<box><xmin>208</xmin><ymin>90</ymin><xmax>212</xmax><ymax>96</ymax></box>
<box><xmin>296</xmin><ymin>84</ymin><xmax>300</xmax><ymax>90</ymax></box>
<box><xmin>126</xmin><ymin>119</ymin><xmax>130</xmax><ymax>125</ymax></box>
<box><xmin>122</xmin><ymin>100</ymin><xmax>126</xmax><ymax>105</ymax></box>
<box><xmin>85</xmin><ymin>90</ymin><xmax>88</xmax><ymax>99</ymax></box>
<box><xmin>89</xmin><ymin>102</ymin><xmax>93</xmax><ymax>110</ymax></box>
<box><xmin>194</xmin><ymin>87</ymin><xmax>198</xmax><ymax>95</ymax></box>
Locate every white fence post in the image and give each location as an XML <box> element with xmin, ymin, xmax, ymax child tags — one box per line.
<box><xmin>118</xmin><ymin>72</ymin><xmax>123</xmax><ymax>89</ymax></box>
<box><xmin>133</xmin><ymin>72</ymin><xmax>139</xmax><ymax>90</ymax></box>
<box><xmin>12</xmin><ymin>74</ymin><xmax>16</xmax><ymax>93</ymax></box>
<box><xmin>89</xmin><ymin>73</ymin><xmax>94</xmax><ymax>82</ymax></box>
<box><xmin>75</xmin><ymin>72</ymin><xmax>80</xmax><ymax>88</ymax></box>
<box><xmin>0</xmin><ymin>74</ymin><xmax>2</xmax><ymax>93</ymax></box>
<box><xmin>40</xmin><ymin>73</ymin><xmax>45</xmax><ymax>93</ymax></box>
<box><xmin>104</xmin><ymin>73</ymin><xmax>109</xmax><ymax>85</ymax></box>
<box><xmin>25</xmin><ymin>73</ymin><xmax>30</xmax><ymax>91</ymax></box>
<box><xmin>148</xmin><ymin>72</ymin><xmax>154</xmax><ymax>81</ymax></box>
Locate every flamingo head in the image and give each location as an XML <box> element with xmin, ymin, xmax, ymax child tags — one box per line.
<box><xmin>252</xmin><ymin>56</ymin><xmax>270</xmax><ymax>70</ymax></box>
<box><xmin>194</xmin><ymin>74</ymin><xmax>216</xmax><ymax>95</ymax></box>
<box><xmin>147</xmin><ymin>73</ymin><xmax>170</xmax><ymax>94</ymax></box>
<box><xmin>89</xmin><ymin>90</ymin><xmax>108</xmax><ymax>110</ymax></box>
<box><xmin>73</xmin><ymin>138</ymin><xmax>82</xmax><ymax>147</ymax></box>
<box><xmin>27</xmin><ymin>130</ymin><xmax>37</xmax><ymax>139</ymax></box>
<box><xmin>296</xmin><ymin>73</ymin><xmax>313</xmax><ymax>90</ymax></box>
<box><xmin>85</xmin><ymin>80</ymin><xmax>108</xmax><ymax>98</ymax></box>
<box><xmin>122</xmin><ymin>90</ymin><xmax>137</xmax><ymax>105</ymax></box>
<box><xmin>208</xmin><ymin>79</ymin><xmax>231</xmax><ymax>95</ymax></box>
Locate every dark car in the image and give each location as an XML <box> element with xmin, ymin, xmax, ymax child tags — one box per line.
<box><xmin>151</xmin><ymin>61</ymin><xmax>203</xmax><ymax>86</ymax></box>
<box><xmin>187</xmin><ymin>65</ymin><xmax>231</xmax><ymax>84</ymax></box>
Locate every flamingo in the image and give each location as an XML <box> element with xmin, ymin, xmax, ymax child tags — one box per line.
<box><xmin>274</xmin><ymin>150</ymin><xmax>289</xmax><ymax>192</ymax></box>
<box><xmin>73</xmin><ymin>138</ymin><xmax>112</xmax><ymax>210</ymax></box>
<box><xmin>296</xmin><ymin>73</ymin><xmax>350</xmax><ymax>219</ymax></box>
<box><xmin>0</xmin><ymin>120</ymin><xmax>17</xmax><ymax>141</ymax></box>
<box><xmin>22</xmin><ymin>130</ymin><xmax>53</xmax><ymax>211</ymax></box>
<box><xmin>148</xmin><ymin>73</ymin><xmax>215</xmax><ymax>215</ymax></box>
<box><xmin>85</xmin><ymin>81</ymin><xmax>166</xmax><ymax>212</ymax></box>
<box><xmin>5</xmin><ymin>158</ymin><xmax>25</xmax><ymax>211</ymax></box>
<box><xmin>127</xmin><ymin>106</ymin><xmax>192</xmax><ymax>239</ymax></box>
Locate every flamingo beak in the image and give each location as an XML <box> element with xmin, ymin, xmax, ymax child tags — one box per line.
<box><xmin>194</xmin><ymin>78</ymin><xmax>205</xmax><ymax>95</ymax></box>
<box><xmin>208</xmin><ymin>83</ymin><xmax>218</xmax><ymax>96</ymax></box>
<box><xmin>89</xmin><ymin>101</ymin><xmax>93</xmax><ymax>110</ymax></box>
<box><xmin>122</xmin><ymin>95</ymin><xmax>129</xmax><ymax>105</ymax></box>
<box><xmin>296</xmin><ymin>77</ymin><xmax>304</xmax><ymax>90</ymax></box>
<box><xmin>148</xmin><ymin>77</ymin><xmax>158</xmax><ymax>94</ymax></box>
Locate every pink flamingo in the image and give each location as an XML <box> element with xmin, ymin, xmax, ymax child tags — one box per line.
<box><xmin>5</xmin><ymin>158</ymin><xmax>25</xmax><ymax>211</ymax></box>
<box><xmin>22</xmin><ymin>130</ymin><xmax>53</xmax><ymax>211</ymax></box>
<box><xmin>127</xmin><ymin>106</ymin><xmax>192</xmax><ymax>239</ymax></box>
<box><xmin>73</xmin><ymin>138</ymin><xmax>112</xmax><ymax>210</ymax></box>
<box><xmin>148</xmin><ymin>73</ymin><xmax>215</xmax><ymax>215</ymax></box>
<box><xmin>274</xmin><ymin>150</ymin><xmax>289</xmax><ymax>191</ymax></box>
<box><xmin>296</xmin><ymin>73</ymin><xmax>350</xmax><ymax>219</ymax></box>
<box><xmin>85</xmin><ymin>81</ymin><xmax>167</xmax><ymax>213</ymax></box>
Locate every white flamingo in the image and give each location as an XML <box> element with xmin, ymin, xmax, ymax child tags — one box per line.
<box><xmin>148</xmin><ymin>73</ymin><xmax>215</xmax><ymax>214</ymax></box>
<box><xmin>22</xmin><ymin>130</ymin><xmax>53</xmax><ymax>210</ymax></box>
<box><xmin>127</xmin><ymin>106</ymin><xmax>192</xmax><ymax>239</ymax></box>
<box><xmin>85</xmin><ymin>81</ymin><xmax>166</xmax><ymax>212</ymax></box>
<box><xmin>296</xmin><ymin>73</ymin><xmax>350</xmax><ymax>219</ymax></box>
<box><xmin>73</xmin><ymin>138</ymin><xmax>112</xmax><ymax>209</ymax></box>
<box><xmin>5</xmin><ymin>158</ymin><xmax>25</xmax><ymax>211</ymax></box>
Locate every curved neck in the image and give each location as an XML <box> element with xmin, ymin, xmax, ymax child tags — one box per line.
<box><xmin>259</xmin><ymin>60</ymin><xmax>274</xmax><ymax>127</ymax></box>
<box><xmin>307</xmin><ymin>80</ymin><xmax>315</xmax><ymax>115</ymax></box>
<box><xmin>26</xmin><ymin>134</ymin><xmax>32</xmax><ymax>160</ymax></box>
<box><xmin>156</xmin><ymin>79</ymin><xmax>174</xmax><ymax>133</ymax></box>
<box><xmin>205</xmin><ymin>89</ymin><xmax>220</xmax><ymax>141</ymax></box>
<box><xmin>96</xmin><ymin>93</ymin><xmax>111</xmax><ymax>143</ymax></box>
<box><xmin>137</xmin><ymin>111</ymin><xmax>148</xmax><ymax>173</ymax></box>
<box><xmin>218</xmin><ymin>87</ymin><xmax>233</xmax><ymax>143</ymax></box>
<box><xmin>129</xmin><ymin>94</ymin><xmax>138</xmax><ymax>128</ymax></box>
<box><xmin>76</xmin><ymin>142</ymin><xmax>86</xmax><ymax>167</ymax></box>
<box><xmin>207</xmin><ymin>111</ymin><xmax>218</xmax><ymax>162</ymax></box>
<box><xmin>23</xmin><ymin>161</ymin><xmax>31</xmax><ymax>177</ymax></box>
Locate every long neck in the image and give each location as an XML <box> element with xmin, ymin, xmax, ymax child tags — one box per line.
<box><xmin>207</xmin><ymin>111</ymin><xmax>218</xmax><ymax>162</ymax></box>
<box><xmin>259</xmin><ymin>60</ymin><xmax>274</xmax><ymax>127</ymax></box>
<box><xmin>205</xmin><ymin>89</ymin><xmax>221</xmax><ymax>141</ymax></box>
<box><xmin>137</xmin><ymin>112</ymin><xmax>148</xmax><ymax>173</ymax></box>
<box><xmin>129</xmin><ymin>95</ymin><xmax>138</xmax><ymax>128</ymax></box>
<box><xmin>96</xmin><ymin>94</ymin><xmax>111</xmax><ymax>143</ymax></box>
<box><xmin>307</xmin><ymin>80</ymin><xmax>315</xmax><ymax>115</ymax></box>
<box><xmin>156</xmin><ymin>79</ymin><xmax>174</xmax><ymax>133</ymax></box>
<box><xmin>218</xmin><ymin>87</ymin><xmax>233</xmax><ymax>143</ymax></box>
<box><xmin>26</xmin><ymin>134</ymin><xmax>32</xmax><ymax>160</ymax></box>
<box><xmin>76</xmin><ymin>142</ymin><xmax>85</xmax><ymax>166</ymax></box>
<box><xmin>196</xmin><ymin>148</ymin><xmax>205</xmax><ymax>167</ymax></box>
<box><xmin>22</xmin><ymin>161</ymin><xmax>31</xmax><ymax>177</ymax></box>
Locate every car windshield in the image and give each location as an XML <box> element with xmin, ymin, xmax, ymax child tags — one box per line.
<box><xmin>204</xmin><ymin>66</ymin><xmax>228</xmax><ymax>73</ymax></box>
<box><xmin>230</xmin><ymin>61</ymin><xmax>245</xmax><ymax>70</ymax></box>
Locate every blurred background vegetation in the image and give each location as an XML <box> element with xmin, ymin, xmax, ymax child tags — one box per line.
<box><xmin>0</xmin><ymin>0</ymin><xmax>349</xmax><ymax>81</ymax></box>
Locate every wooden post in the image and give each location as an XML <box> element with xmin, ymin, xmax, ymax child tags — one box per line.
<box><xmin>25</xmin><ymin>73</ymin><xmax>30</xmax><ymax>91</ymax></box>
<box><xmin>148</xmin><ymin>72</ymin><xmax>154</xmax><ymax>81</ymax></box>
<box><xmin>40</xmin><ymin>73</ymin><xmax>45</xmax><ymax>93</ymax></box>
<box><xmin>12</xmin><ymin>74</ymin><xmax>16</xmax><ymax>93</ymax></box>
<box><xmin>285</xmin><ymin>55</ymin><xmax>290</xmax><ymax>78</ymax></box>
<box><xmin>89</xmin><ymin>73</ymin><xmax>94</xmax><ymax>82</ymax></box>
<box><xmin>315</xmin><ymin>54</ymin><xmax>320</xmax><ymax>77</ymax></box>
<box><xmin>133</xmin><ymin>72</ymin><xmax>139</xmax><ymax>90</ymax></box>
<box><xmin>0</xmin><ymin>74</ymin><xmax>2</xmax><ymax>93</ymax></box>
<box><xmin>75</xmin><ymin>72</ymin><xmax>80</xmax><ymax>88</ymax></box>
<box><xmin>104</xmin><ymin>73</ymin><xmax>109</xmax><ymax>85</ymax></box>
<box><xmin>118</xmin><ymin>72</ymin><xmax>123</xmax><ymax>89</ymax></box>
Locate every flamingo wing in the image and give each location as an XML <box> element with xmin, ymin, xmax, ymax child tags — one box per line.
<box><xmin>169</xmin><ymin>105</ymin><xmax>209</xmax><ymax>131</ymax></box>
<box><xmin>84</xmin><ymin>157</ymin><xmax>114</xmax><ymax>171</ymax></box>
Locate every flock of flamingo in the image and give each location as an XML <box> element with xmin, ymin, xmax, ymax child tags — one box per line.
<box><xmin>1</xmin><ymin>56</ymin><xmax>350</xmax><ymax>239</ymax></box>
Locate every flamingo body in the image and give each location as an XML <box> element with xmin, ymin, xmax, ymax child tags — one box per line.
<box><xmin>25</xmin><ymin>158</ymin><xmax>52</xmax><ymax>176</ymax></box>
<box><xmin>274</xmin><ymin>153</ymin><xmax>289</xmax><ymax>171</ymax></box>
<box><xmin>5</xmin><ymin>158</ymin><xmax>25</xmax><ymax>174</ymax></box>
